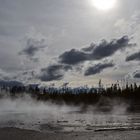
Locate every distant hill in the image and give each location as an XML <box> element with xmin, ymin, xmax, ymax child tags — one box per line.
<box><xmin>0</xmin><ymin>80</ymin><xmax>23</xmax><ymax>87</ymax></box>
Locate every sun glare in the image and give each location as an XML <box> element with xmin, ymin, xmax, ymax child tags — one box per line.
<box><xmin>92</xmin><ymin>0</ymin><xmax>117</xmax><ymax>11</ymax></box>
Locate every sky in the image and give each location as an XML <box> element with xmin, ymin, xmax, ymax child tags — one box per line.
<box><xmin>0</xmin><ymin>0</ymin><xmax>140</xmax><ymax>87</ymax></box>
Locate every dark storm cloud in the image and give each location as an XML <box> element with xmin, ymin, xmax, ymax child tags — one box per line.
<box><xmin>39</xmin><ymin>64</ymin><xmax>72</xmax><ymax>82</ymax></box>
<box><xmin>84</xmin><ymin>63</ymin><xmax>114</xmax><ymax>76</ymax></box>
<box><xmin>19</xmin><ymin>38</ymin><xmax>46</xmax><ymax>59</ymax></box>
<box><xmin>133</xmin><ymin>72</ymin><xmax>140</xmax><ymax>78</ymax></box>
<box><xmin>126</xmin><ymin>52</ymin><xmax>140</xmax><ymax>61</ymax></box>
<box><xmin>82</xmin><ymin>43</ymin><xmax>95</xmax><ymax>52</ymax></box>
<box><xmin>89</xmin><ymin>36</ymin><xmax>134</xmax><ymax>59</ymax></box>
<box><xmin>59</xmin><ymin>49</ymin><xmax>87</xmax><ymax>65</ymax></box>
<box><xmin>59</xmin><ymin>36</ymin><xmax>135</xmax><ymax>65</ymax></box>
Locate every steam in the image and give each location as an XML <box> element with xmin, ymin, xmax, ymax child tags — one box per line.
<box><xmin>0</xmin><ymin>95</ymin><xmax>79</xmax><ymax>114</ymax></box>
<box><xmin>0</xmin><ymin>94</ymin><xmax>131</xmax><ymax>132</ymax></box>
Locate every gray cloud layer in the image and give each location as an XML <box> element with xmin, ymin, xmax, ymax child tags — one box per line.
<box><xmin>126</xmin><ymin>51</ymin><xmax>140</xmax><ymax>61</ymax></box>
<box><xmin>59</xmin><ymin>36</ymin><xmax>135</xmax><ymax>65</ymax></box>
<box><xmin>19</xmin><ymin>38</ymin><xmax>46</xmax><ymax>60</ymax></box>
<box><xmin>39</xmin><ymin>64</ymin><xmax>72</xmax><ymax>82</ymax></box>
<box><xmin>0</xmin><ymin>0</ymin><xmax>140</xmax><ymax>84</ymax></box>
<box><xmin>37</xmin><ymin>35</ymin><xmax>134</xmax><ymax>81</ymax></box>
<box><xmin>84</xmin><ymin>63</ymin><xmax>114</xmax><ymax>76</ymax></box>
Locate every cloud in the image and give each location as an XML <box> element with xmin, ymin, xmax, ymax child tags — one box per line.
<box><xmin>89</xmin><ymin>36</ymin><xmax>134</xmax><ymax>59</ymax></box>
<box><xmin>39</xmin><ymin>64</ymin><xmax>72</xmax><ymax>82</ymax></box>
<box><xmin>0</xmin><ymin>68</ymin><xmax>17</xmax><ymax>81</ymax></box>
<box><xmin>133</xmin><ymin>72</ymin><xmax>140</xmax><ymax>78</ymax></box>
<box><xmin>84</xmin><ymin>62</ymin><xmax>114</xmax><ymax>76</ymax></box>
<box><xmin>59</xmin><ymin>36</ymin><xmax>135</xmax><ymax>65</ymax></box>
<box><xmin>126</xmin><ymin>51</ymin><xmax>140</xmax><ymax>61</ymax></box>
<box><xmin>114</xmin><ymin>11</ymin><xmax>140</xmax><ymax>37</ymax></box>
<box><xmin>59</xmin><ymin>49</ymin><xmax>87</xmax><ymax>65</ymax></box>
<box><xmin>19</xmin><ymin>38</ymin><xmax>46</xmax><ymax>60</ymax></box>
<box><xmin>82</xmin><ymin>43</ymin><xmax>95</xmax><ymax>52</ymax></box>
<box><xmin>17</xmin><ymin>35</ymin><xmax>135</xmax><ymax>82</ymax></box>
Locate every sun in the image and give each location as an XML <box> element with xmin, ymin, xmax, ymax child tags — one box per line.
<box><xmin>92</xmin><ymin>0</ymin><xmax>117</xmax><ymax>11</ymax></box>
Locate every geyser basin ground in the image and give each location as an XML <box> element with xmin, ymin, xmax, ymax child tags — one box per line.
<box><xmin>0</xmin><ymin>97</ymin><xmax>140</xmax><ymax>140</ymax></box>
